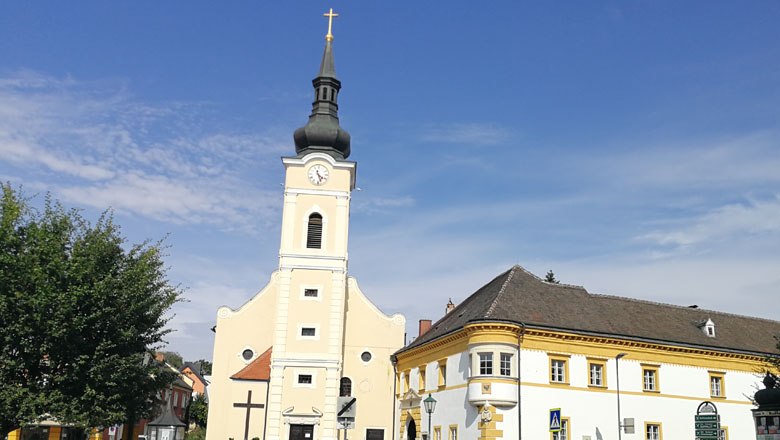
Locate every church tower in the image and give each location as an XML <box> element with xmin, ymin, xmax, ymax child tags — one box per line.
<box><xmin>207</xmin><ymin>10</ymin><xmax>405</xmax><ymax>440</ymax></box>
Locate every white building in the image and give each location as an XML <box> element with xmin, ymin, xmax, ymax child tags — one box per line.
<box><xmin>395</xmin><ymin>265</ymin><xmax>780</xmax><ymax>440</ymax></box>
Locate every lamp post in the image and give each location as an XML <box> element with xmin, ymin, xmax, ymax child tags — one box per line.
<box><xmin>423</xmin><ymin>394</ymin><xmax>437</xmax><ymax>440</ymax></box>
<box><xmin>615</xmin><ymin>353</ymin><xmax>627</xmax><ymax>440</ymax></box>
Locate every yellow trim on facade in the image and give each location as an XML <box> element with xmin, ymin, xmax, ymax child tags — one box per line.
<box><xmin>478</xmin><ymin>405</ymin><xmax>503</xmax><ymax>440</ymax></box>
<box><xmin>644</xmin><ymin>421</ymin><xmax>663</xmax><ymax>440</ymax></box>
<box><xmin>433</xmin><ymin>426</ymin><xmax>442</xmax><ymax>440</ymax></box>
<box><xmin>548</xmin><ymin>353</ymin><xmax>570</xmax><ymax>385</ymax></box>
<box><xmin>448</xmin><ymin>424</ymin><xmax>459</xmax><ymax>440</ymax></box>
<box><xmin>419</xmin><ymin>364</ymin><xmax>427</xmax><ymax>393</ymax></box>
<box><xmin>709</xmin><ymin>371</ymin><xmax>726</xmax><ymax>399</ymax></box>
<box><xmin>720</xmin><ymin>426</ymin><xmax>729</xmax><ymax>440</ymax></box>
<box><xmin>587</xmin><ymin>358</ymin><xmax>607</xmax><ymax>388</ymax></box>
<box><xmin>642</xmin><ymin>365</ymin><xmax>660</xmax><ymax>393</ymax></box>
<box><xmin>9</xmin><ymin>429</ymin><xmax>20</xmax><ymax>440</ymax></box>
<box><xmin>522</xmin><ymin>328</ymin><xmax>767</xmax><ymax>372</ymax></box>
<box><xmin>396</xmin><ymin>332</ymin><xmax>469</xmax><ymax>370</ymax></box>
<box><xmin>465</xmin><ymin>323</ymin><xmax>522</xmax><ymax>345</ymax></box>
<box><xmin>470</xmin><ymin>377</ymin><xmax>518</xmax><ymax>385</ymax></box>
<box><xmin>520</xmin><ymin>380</ymin><xmax>752</xmax><ymax>404</ymax></box>
<box><xmin>438</xmin><ymin>359</ymin><xmax>447</xmax><ymax>388</ymax></box>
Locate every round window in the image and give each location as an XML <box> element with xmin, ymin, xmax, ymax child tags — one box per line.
<box><xmin>242</xmin><ymin>349</ymin><xmax>254</xmax><ymax>360</ymax></box>
<box><xmin>361</xmin><ymin>351</ymin><xmax>372</xmax><ymax>362</ymax></box>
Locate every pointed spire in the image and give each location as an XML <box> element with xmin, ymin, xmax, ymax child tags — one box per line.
<box><xmin>293</xmin><ymin>9</ymin><xmax>351</xmax><ymax>159</ymax></box>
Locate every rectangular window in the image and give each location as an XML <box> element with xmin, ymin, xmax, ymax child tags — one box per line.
<box><xmin>304</xmin><ymin>289</ymin><xmax>318</xmax><ymax>297</ymax></box>
<box><xmin>404</xmin><ymin>370</ymin><xmax>411</xmax><ymax>393</ymax></box>
<box><xmin>366</xmin><ymin>429</ymin><xmax>384</xmax><ymax>440</ymax></box>
<box><xmin>433</xmin><ymin>427</ymin><xmax>441</xmax><ymax>440</ymax></box>
<box><xmin>710</xmin><ymin>372</ymin><xmax>725</xmax><ymax>398</ymax></box>
<box><xmin>301</xmin><ymin>327</ymin><xmax>316</xmax><ymax>337</ymax></box>
<box><xmin>173</xmin><ymin>392</ymin><xmax>179</xmax><ymax>407</ymax></box>
<box><xmin>438</xmin><ymin>360</ymin><xmax>447</xmax><ymax>388</ymax></box>
<box><xmin>551</xmin><ymin>419</ymin><xmax>569</xmax><ymax>440</ymax></box>
<box><xmin>642</xmin><ymin>366</ymin><xmax>659</xmax><ymax>392</ymax></box>
<box><xmin>645</xmin><ymin>423</ymin><xmax>661</xmax><ymax>440</ymax></box>
<box><xmin>589</xmin><ymin>362</ymin><xmax>604</xmax><ymax>387</ymax></box>
<box><xmin>419</xmin><ymin>366</ymin><xmax>427</xmax><ymax>392</ymax></box>
<box><xmin>550</xmin><ymin>359</ymin><xmax>567</xmax><ymax>383</ymax></box>
<box><xmin>479</xmin><ymin>352</ymin><xmax>493</xmax><ymax>375</ymax></box>
<box><xmin>718</xmin><ymin>427</ymin><xmax>728</xmax><ymax>440</ymax></box>
<box><xmin>500</xmin><ymin>353</ymin><xmax>512</xmax><ymax>376</ymax></box>
<box><xmin>448</xmin><ymin>426</ymin><xmax>457</xmax><ymax>440</ymax></box>
<box><xmin>298</xmin><ymin>374</ymin><xmax>313</xmax><ymax>384</ymax></box>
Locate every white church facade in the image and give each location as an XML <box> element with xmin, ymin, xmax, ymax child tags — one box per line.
<box><xmin>206</xmin><ymin>13</ymin><xmax>405</xmax><ymax>440</ymax></box>
<box><xmin>207</xmin><ymin>10</ymin><xmax>780</xmax><ymax>440</ymax></box>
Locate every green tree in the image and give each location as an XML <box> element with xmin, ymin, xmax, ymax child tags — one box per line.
<box><xmin>188</xmin><ymin>394</ymin><xmax>208</xmax><ymax>428</ymax></box>
<box><xmin>545</xmin><ymin>270</ymin><xmax>560</xmax><ymax>284</ymax></box>
<box><xmin>0</xmin><ymin>185</ymin><xmax>182</xmax><ymax>437</ymax></box>
<box><xmin>194</xmin><ymin>359</ymin><xmax>212</xmax><ymax>375</ymax></box>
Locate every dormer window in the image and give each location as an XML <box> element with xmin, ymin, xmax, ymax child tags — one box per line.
<box><xmin>701</xmin><ymin>318</ymin><xmax>716</xmax><ymax>337</ymax></box>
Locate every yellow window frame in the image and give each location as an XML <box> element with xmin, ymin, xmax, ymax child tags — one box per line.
<box><xmin>438</xmin><ymin>359</ymin><xmax>447</xmax><ymax>389</ymax></box>
<box><xmin>418</xmin><ymin>364</ymin><xmax>427</xmax><ymax>392</ymax></box>
<box><xmin>548</xmin><ymin>354</ymin><xmax>571</xmax><ymax>385</ymax></box>
<box><xmin>550</xmin><ymin>417</ymin><xmax>570</xmax><ymax>440</ymax></box>
<box><xmin>709</xmin><ymin>371</ymin><xmax>726</xmax><ymax>399</ymax></box>
<box><xmin>644</xmin><ymin>421</ymin><xmax>663</xmax><ymax>440</ymax></box>
<box><xmin>587</xmin><ymin>358</ymin><xmax>607</xmax><ymax>388</ymax></box>
<box><xmin>641</xmin><ymin>364</ymin><xmax>660</xmax><ymax>393</ymax></box>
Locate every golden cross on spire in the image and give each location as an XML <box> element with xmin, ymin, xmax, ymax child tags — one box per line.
<box><xmin>323</xmin><ymin>8</ymin><xmax>339</xmax><ymax>42</ymax></box>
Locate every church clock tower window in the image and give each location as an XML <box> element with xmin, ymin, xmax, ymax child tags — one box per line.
<box><xmin>306</xmin><ymin>213</ymin><xmax>323</xmax><ymax>248</ymax></box>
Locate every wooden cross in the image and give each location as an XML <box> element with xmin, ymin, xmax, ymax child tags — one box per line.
<box><xmin>234</xmin><ymin>390</ymin><xmax>265</xmax><ymax>440</ymax></box>
<box><xmin>323</xmin><ymin>8</ymin><xmax>339</xmax><ymax>41</ymax></box>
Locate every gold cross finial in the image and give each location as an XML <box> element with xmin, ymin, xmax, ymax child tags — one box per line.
<box><xmin>323</xmin><ymin>8</ymin><xmax>339</xmax><ymax>42</ymax></box>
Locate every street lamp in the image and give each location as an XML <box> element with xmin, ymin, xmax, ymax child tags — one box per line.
<box><xmin>423</xmin><ymin>394</ymin><xmax>437</xmax><ymax>440</ymax></box>
<box><xmin>615</xmin><ymin>353</ymin><xmax>627</xmax><ymax>440</ymax></box>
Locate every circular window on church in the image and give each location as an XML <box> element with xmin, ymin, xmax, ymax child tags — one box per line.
<box><xmin>361</xmin><ymin>351</ymin><xmax>372</xmax><ymax>363</ymax></box>
<box><xmin>242</xmin><ymin>349</ymin><xmax>254</xmax><ymax>361</ymax></box>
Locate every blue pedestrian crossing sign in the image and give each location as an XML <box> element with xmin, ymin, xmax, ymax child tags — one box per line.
<box><xmin>549</xmin><ymin>408</ymin><xmax>562</xmax><ymax>432</ymax></box>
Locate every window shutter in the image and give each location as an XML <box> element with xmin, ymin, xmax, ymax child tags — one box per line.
<box><xmin>307</xmin><ymin>213</ymin><xmax>323</xmax><ymax>249</ymax></box>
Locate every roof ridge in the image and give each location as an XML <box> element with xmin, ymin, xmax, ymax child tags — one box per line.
<box><xmin>485</xmin><ymin>266</ymin><xmax>518</xmax><ymax>318</ymax></box>
<box><xmin>591</xmin><ymin>292</ymin><xmax>780</xmax><ymax>324</ymax></box>
<box><xmin>513</xmin><ymin>264</ymin><xmax>587</xmax><ymax>290</ymax></box>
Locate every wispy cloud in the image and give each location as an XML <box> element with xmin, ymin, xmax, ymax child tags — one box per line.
<box><xmin>0</xmin><ymin>70</ymin><xmax>288</xmax><ymax>231</ymax></box>
<box><xmin>639</xmin><ymin>194</ymin><xmax>780</xmax><ymax>248</ymax></box>
<box><xmin>419</xmin><ymin>122</ymin><xmax>511</xmax><ymax>145</ymax></box>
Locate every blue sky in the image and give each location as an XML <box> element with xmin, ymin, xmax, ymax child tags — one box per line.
<box><xmin>1</xmin><ymin>2</ymin><xmax>779</xmax><ymax>361</ymax></box>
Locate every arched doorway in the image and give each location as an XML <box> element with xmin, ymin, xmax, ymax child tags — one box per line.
<box><xmin>406</xmin><ymin>418</ymin><xmax>416</xmax><ymax>440</ymax></box>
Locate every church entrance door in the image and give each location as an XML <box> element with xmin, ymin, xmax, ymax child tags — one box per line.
<box><xmin>289</xmin><ymin>424</ymin><xmax>314</xmax><ymax>440</ymax></box>
<box><xmin>407</xmin><ymin>419</ymin><xmax>416</xmax><ymax>440</ymax></box>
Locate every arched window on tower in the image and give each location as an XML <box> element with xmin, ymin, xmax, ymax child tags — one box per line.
<box><xmin>340</xmin><ymin>377</ymin><xmax>352</xmax><ymax>396</ymax></box>
<box><xmin>307</xmin><ymin>213</ymin><xmax>323</xmax><ymax>249</ymax></box>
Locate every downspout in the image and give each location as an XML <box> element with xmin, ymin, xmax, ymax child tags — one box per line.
<box><xmin>517</xmin><ymin>324</ymin><xmax>526</xmax><ymax>440</ymax></box>
<box><xmin>391</xmin><ymin>355</ymin><xmax>399</xmax><ymax>440</ymax></box>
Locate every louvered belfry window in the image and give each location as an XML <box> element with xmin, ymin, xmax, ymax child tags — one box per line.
<box><xmin>307</xmin><ymin>213</ymin><xmax>323</xmax><ymax>249</ymax></box>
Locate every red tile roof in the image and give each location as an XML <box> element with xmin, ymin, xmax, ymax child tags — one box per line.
<box><xmin>230</xmin><ymin>347</ymin><xmax>272</xmax><ymax>381</ymax></box>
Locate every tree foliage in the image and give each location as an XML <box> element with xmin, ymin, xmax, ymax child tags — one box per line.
<box><xmin>545</xmin><ymin>270</ymin><xmax>560</xmax><ymax>284</ymax></box>
<box><xmin>195</xmin><ymin>359</ymin><xmax>212</xmax><ymax>375</ymax></box>
<box><xmin>188</xmin><ymin>394</ymin><xmax>208</xmax><ymax>428</ymax></box>
<box><xmin>0</xmin><ymin>185</ymin><xmax>182</xmax><ymax>435</ymax></box>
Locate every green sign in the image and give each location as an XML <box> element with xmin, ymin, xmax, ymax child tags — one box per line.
<box><xmin>695</xmin><ymin>429</ymin><xmax>718</xmax><ymax>437</ymax></box>
<box><xmin>694</xmin><ymin>414</ymin><xmax>718</xmax><ymax>421</ymax></box>
<box><xmin>695</xmin><ymin>422</ymin><xmax>718</xmax><ymax>429</ymax></box>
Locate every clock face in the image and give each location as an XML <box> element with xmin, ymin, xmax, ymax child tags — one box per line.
<box><xmin>308</xmin><ymin>164</ymin><xmax>329</xmax><ymax>186</ymax></box>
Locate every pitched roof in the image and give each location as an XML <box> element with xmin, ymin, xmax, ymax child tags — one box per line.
<box><xmin>400</xmin><ymin>265</ymin><xmax>780</xmax><ymax>356</ymax></box>
<box><xmin>231</xmin><ymin>347</ymin><xmax>272</xmax><ymax>381</ymax></box>
<box><xmin>181</xmin><ymin>362</ymin><xmax>208</xmax><ymax>384</ymax></box>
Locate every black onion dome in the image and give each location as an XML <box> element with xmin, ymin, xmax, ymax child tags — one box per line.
<box><xmin>294</xmin><ymin>38</ymin><xmax>351</xmax><ymax>159</ymax></box>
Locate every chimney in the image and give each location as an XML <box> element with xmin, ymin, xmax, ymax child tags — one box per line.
<box><xmin>419</xmin><ymin>319</ymin><xmax>432</xmax><ymax>337</ymax></box>
<box><xmin>445</xmin><ymin>298</ymin><xmax>456</xmax><ymax>314</ymax></box>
